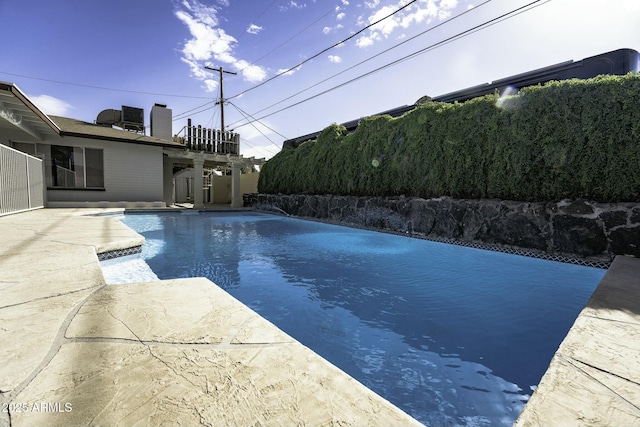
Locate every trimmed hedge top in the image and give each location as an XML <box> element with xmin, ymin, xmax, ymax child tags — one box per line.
<box><xmin>259</xmin><ymin>73</ymin><xmax>640</xmax><ymax>202</ymax></box>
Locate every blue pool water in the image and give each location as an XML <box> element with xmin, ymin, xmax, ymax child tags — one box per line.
<box><xmin>121</xmin><ymin>211</ymin><xmax>605</xmax><ymax>426</ymax></box>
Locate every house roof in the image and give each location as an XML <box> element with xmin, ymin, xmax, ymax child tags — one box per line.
<box><xmin>1</xmin><ymin>81</ymin><xmax>182</xmax><ymax>148</ymax></box>
<box><xmin>50</xmin><ymin>115</ymin><xmax>183</xmax><ymax>148</ymax></box>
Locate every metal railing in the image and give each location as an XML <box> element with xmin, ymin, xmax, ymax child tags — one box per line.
<box><xmin>176</xmin><ymin>119</ymin><xmax>240</xmax><ymax>155</ymax></box>
<box><xmin>0</xmin><ymin>144</ymin><xmax>45</xmax><ymax>216</ymax></box>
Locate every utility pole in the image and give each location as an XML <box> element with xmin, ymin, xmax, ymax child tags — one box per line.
<box><xmin>204</xmin><ymin>65</ymin><xmax>237</xmax><ymax>132</ymax></box>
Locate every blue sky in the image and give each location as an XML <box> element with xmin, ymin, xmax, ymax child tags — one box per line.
<box><xmin>1</xmin><ymin>0</ymin><xmax>638</xmax><ymax>160</ymax></box>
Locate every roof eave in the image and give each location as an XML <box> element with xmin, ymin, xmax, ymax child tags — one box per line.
<box><xmin>58</xmin><ymin>129</ymin><xmax>182</xmax><ymax>148</ymax></box>
<box><xmin>0</xmin><ymin>81</ymin><xmax>61</xmax><ymax>135</ymax></box>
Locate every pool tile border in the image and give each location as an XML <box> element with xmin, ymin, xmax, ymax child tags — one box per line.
<box><xmin>415</xmin><ymin>235</ymin><xmax>612</xmax><ymax>269</ymax></box>
<box><xmin>97</xmin><ymin>245</ymin><xmax>142</xmax><ymax>261</ymax></box>
<box><xmin>268</xmin><ymin>212</ymin><xmax>613</xmax><ymax>269</ymax></box>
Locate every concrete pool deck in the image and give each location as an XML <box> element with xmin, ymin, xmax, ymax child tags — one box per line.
<box><xmin>515</xmin><ymin>254</ymin><xmax>640</xmax><ymax>426</ymax></box>
<box><xmin>1</xmin><ymin>208</ymin><xmax>638</xmax><ymax>426</ymax></box>
<box><xmin>0</xmin><ymin>208</ymin><xmax>422</xmax><ymax>427</ymax></box>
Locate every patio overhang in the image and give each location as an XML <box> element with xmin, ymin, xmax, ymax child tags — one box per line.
<box><xmin>163</xmin><ymin>147</ymin><xmax>266</xmax><ymax>169</ymax></box>
<box><xmin>0</xmin><ymin>81</ymin><xmax>61</xmax><ymax>142</ymax></box>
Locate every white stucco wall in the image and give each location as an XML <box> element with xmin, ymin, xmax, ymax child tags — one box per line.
<box><xmin>174</xmin><ymin>169</ymin><xmax>194</xmax><ymax>203</ymax></box>
<box><xmin>46</xmin><ymin>137</ymin><xmax>164</xmax><ymax>205</ymax></box>
<box><xmin>240</xmin><ymin>172</ymin><xmax>259</xmax><ymax>195</ymax></box>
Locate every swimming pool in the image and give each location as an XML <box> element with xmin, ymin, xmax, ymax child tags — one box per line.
<box><xmin>118</xmin><ymin>211</ymin><xmax>605</xmax><ymax>426</ymax></box>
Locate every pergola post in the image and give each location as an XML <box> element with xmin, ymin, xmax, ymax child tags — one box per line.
<box><xmin>231</xmin><ymin>163</ymin><xmax>242</xmax><ymax>208</ymax></box>
<box><xmin>193</xmin><ymin>156</ymin><xmax>205</xmax><ymax>209</ymax></box>
<box><xmin>163</xmin><ymin>155</ymin><xmax>174</xmax><ymax>207</ymax></box>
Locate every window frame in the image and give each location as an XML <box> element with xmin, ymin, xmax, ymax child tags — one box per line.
<box><xmin>11</xmin><ymin>142</ymin><xmax>106</xmax><ymax>191</ymax></box>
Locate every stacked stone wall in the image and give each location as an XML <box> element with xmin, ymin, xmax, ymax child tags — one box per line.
<box><xmin>244</xmin><ymin>194</ymin><xmax>640</xmax><ymax>260</ymax></box>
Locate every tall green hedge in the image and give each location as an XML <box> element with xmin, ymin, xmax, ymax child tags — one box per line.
<box><xmin>259</xmin><ymin>73</ymin><xmax>640</xmax><ymax>202</ymax></box>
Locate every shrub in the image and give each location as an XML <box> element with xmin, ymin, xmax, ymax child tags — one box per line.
<box><xmin>258</xmin><ymin>73</ymin><xmax>640</xmax><ymax>202</ymax></box>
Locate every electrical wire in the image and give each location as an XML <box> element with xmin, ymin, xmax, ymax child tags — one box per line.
<box><xmin>226</xmin><ymin>0</ymin><xmax>420</xmax><ymax>101</ymax></box>
<box><xmin>229</xmin><ymin>102</ymin><xmax>284</xmax><ymax>149</ymax></box>
<box><xmin>251</xmin><ymin>0</ymin><xmax>278</xmax><ymax>25</ymax></box>
<box><xmin>172</xmin><ymin>99</ymin><xmax>218</xmax><ymax>121</ymax></box>
<box><xmin>210</xmin><ymin>0</ymin><xmax>279</xmax><ymax>70</ymax></box>
<box><xmin>226</xmin><ymin>0</ymin><xmax>493</xmax><ymax>129</ymax></box>
<box><xmin>237</xmin><ymin>2</ymin><xmax>339</xmax><ymax>73</ymax></box>
<box><xmin>229</xmin><ymin>102</ymin><xmax>288</xmax><ymax>141</ymax></box>
<box><xmin>172</xmin><ymin>1</ymin><xmax>340</xmax><ymax>120</ymax></box>
<box><xmin>229</xmin><ymin>0</ymin><xmax>548</xmax><ymax>131</ymax></box>
<box><xmin>240</xmin><ymin>137</ymin><xmax>280</xmax><ymax>157</ymax></box>
<box><xmin>0</xmin><ymin>71</ymin><xmax>213</xmax><ymax>99</ymax></box>
<box><xmin>205</xmin><ymin>107</ymin><xmax>220</xmax><ymax>129</ymax></box>
<box><xmin>173</xmin><ymin>0</ymin><xmax>435</xmax><ymax>122</ymax></box>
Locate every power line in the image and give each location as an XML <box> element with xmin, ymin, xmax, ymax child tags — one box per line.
<box><xmin>229</xmin><ymin>102</ymin><xmax>288</xmax><ymax>141</ymax></box>
<box><xmin>229</xmin><ymin>0</ymin><xmax>548</xmax><ymax>132</ymax></box>
<box><xmin>237</xmin><ymin>2</ymin><xmax>339</xmax><ymax>73</ymax></box>
<box><xmin>227</xmin><ymin>0</ymin><xmax>493</xmax><ymax>129</ymax></box>
<box><xmin>240</xmin><ymin>138</ymin><xmax>280</xmax><ymax>158</ymax></box>
<box><xmin>205</xmin><ymin>106</ymin><xmax>220</xmax><ymax>129</ymax></box>
<box><xmin>210</xmin><ymin>0</ymin><xmax>279</xmax><ymax>72</ymax></box>
<box><xmin>240</xmin><ymin>135</ymin><xmax>280</xmax><ymax>155</ymax></box>
<box><xmin>226</xmin><ymin>0</ymin><xmax>420</xmax><ymax>101</ymax></box>
<box><xmin>229</xmin><ymin>102</ymin><xmax>285</xmax><ymax>149</ymax></box>
<box><xmin>172</xmin><ymin>1</ymin><xmax>337</xmax><ymax>121</ymax></box>
<box><xmin>172</xmin><ymin>98</ymin><xmax>219</xmax><ymax>121</ymax></box>
<box><xmin>0</xmin><ymin>71</ymin><xmax>213</xmax><ymax>99</ymax></box>
<box><xmin>245</xmin><ymin>0</ymin><xmax>278</xmax><ymax>34</ymax></box>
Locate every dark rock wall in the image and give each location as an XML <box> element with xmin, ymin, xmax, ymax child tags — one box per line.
<box><xmin>244</xmin><ymin>194</ymin><xmax>640</xmax><ymax>259</ymax></box>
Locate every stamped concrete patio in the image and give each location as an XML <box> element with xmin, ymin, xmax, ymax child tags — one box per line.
<box><xmin>1</xmin><ymin>208</ymin><xmax>639</xmax><ymax>426</ymax></box>
<box><xmin>0</xmin><ymin>208</ymin><xmax>422</xmax><ymax>426</ymax></box>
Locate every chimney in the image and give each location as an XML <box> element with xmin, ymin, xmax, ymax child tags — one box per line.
<box><xmin>150</xmin><ymin>103</ymin><xmax>172</xmax><ymax>140</ymax></box>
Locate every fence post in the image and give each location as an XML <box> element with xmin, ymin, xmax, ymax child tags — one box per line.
<box><xmin>40</xmin><ymin>153</ymin><xmax>48</xmax><ymax>207</ymax></box>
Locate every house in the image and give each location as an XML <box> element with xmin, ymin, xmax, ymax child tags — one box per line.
<box><xmin>0</xmin><ymin>81</ymin><xmax>264</xmax><ymax>210</ymax></box>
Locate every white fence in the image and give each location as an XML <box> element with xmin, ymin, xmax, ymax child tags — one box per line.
<box><xmin>0</xmin><ymin>144</ymin><xmax>45</xmax><ymax>216</ymax></box>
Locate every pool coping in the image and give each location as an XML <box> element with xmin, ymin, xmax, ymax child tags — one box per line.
<box><xmin>0</xmin><ymin>208</ymin><xmax>423</xmax><ymax>427</ymax></box>
<box><xmin>514</xmin><ymin>254</ymin><xmax>640</xmax><ymax>426</ymax></box>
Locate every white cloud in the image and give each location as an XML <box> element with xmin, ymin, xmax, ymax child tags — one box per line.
<box><xmin>276</xmin><ymin>65</ymin><xmax>302</xmax><ymax>76</ymax></box>
<box><xmin>369</xmin><ymin>5</ymin><xmax>399</xmax><ymax>36</ymax></box>
<box><xmin>337</xmin><ymin>12</ymin><xmax>346</xmax><ymax>20</ymax></box>
<box><xmin>175</xmin><ymin>0</ymin><xmax>267</xmax><ymax>90</ymax></box>
<box><xmin>236</xmin><ymin>62</ymin><xmax>268</xmax><ymax>82</ymax></box>
<box><xmin>30</xmin><ymin>95</ymin><xmax>72</xmax><ymax>117</ymax></box>
<box><xmin>440</xmin><ymin>0</ymin><xmax>459</xmax><ymax>9</ymax></box>
<box><xmin>323</xmin><ymin>26</ymin><xmax>332</xmax><ymax>34</ymax></box>
<box><xmin>356</xmin><ymin>34</ymin><xmax>377</xmax><ymax>48</ymax></box>
<box><xmin>328</xmin><ymin>55</ymin><xmax>342</xmax><ymax>63</ymax></box>
<box><xmin>355</xmin><ymin>0</ymin><xmax>459</xmax><ymax>48</ymax></box>
<box><xmin>247</xmin><ymin>24</ymin><xmax>263</xmax><ymax>34</ymax></box>
<box><xmin>203</xmin><ymin>79</ymin><xmax>218</xmax><ymax>92</ymax></box>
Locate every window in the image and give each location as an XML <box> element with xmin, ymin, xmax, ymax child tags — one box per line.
<box><xmin>85</xmin><ymin>148</ymin><xmax>104</xmax><ymax>187</ymax></box>
<box><xmin>49</xmin><ymin>145</ymin><xmax>104</xmax><ymax>189</ymax></box>
<box><xmin>12</xmin><ymin>142</ymin><xmax>37</xmax><ymax>156</ymax></box>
